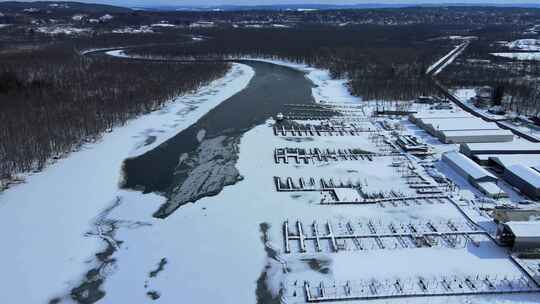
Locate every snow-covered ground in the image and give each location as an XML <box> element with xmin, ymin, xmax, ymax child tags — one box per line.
<box><xmin>36</xmin><ymin>25</ymin><xmax>91</xmax><ymax>35</ymax></box>
<box><xmin>491</xmin><ymin>52</ymin><xmax>540</xmax><ymax>61</ymax></box>
<box><xmin>0</xmin><ymin>63</ymin><xmax>254</xmax><ymax>303</ymax></box>
<box><xmin>0</xmin><ymin>53</ymin><xmax>537</xmax><ymax>304</ymax></box>
<box><xmin>112</xmin><ymin>26</ymin><xmax>154</xmax><ymax>34</ymax></box>
<box><xmin>98</xmin><ymin>60</ymin><xmax>537</xmax><ymax>303</ymax></box>
<box><xmin>506</xmin><ymin>39</ymin><xmax>540</xmax><ymax>51</ymax></box>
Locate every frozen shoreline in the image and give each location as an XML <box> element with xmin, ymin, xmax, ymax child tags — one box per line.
<box><xmin>0</xmin><ymin>63</ymin><xmax>254</xmax><ymax>303</ymax></box>
<box><xmin>95</xmin><ymin>59</ymin><xmax>365</xmax><ymax>303</ymax></box>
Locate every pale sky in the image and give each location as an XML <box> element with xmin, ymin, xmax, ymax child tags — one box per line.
<box><xmin>21</xmin><ymin>0</ymin><xmax>540</xmax><ymax>7</ymax></box>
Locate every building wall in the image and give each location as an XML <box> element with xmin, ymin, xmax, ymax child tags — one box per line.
<box><xmin>442</xmin><ymin>153</ymin><xmax>470</xmax><ymax>180</ymax></box>
<box><xmin>503</xmin><ymin>169</ymin><xmax>540</xmax><ymax>200</ymax></box>
<box><xmin>514</xmin><ymin>236</ymin><xmax>540</xmax><ymax>251</ymax></box>
<box><xmin>442</xmin><ymin>133</ymin><xmax>514</xmax><ymax>144</ymax></box>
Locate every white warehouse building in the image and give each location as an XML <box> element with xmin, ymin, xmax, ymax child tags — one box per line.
<box><xmin>442</xmin><ymin>151</ymin><xmax>507</xmax><ymax>198</ymax></box>
<box><xmin>410</xmin><ymin>112</ymin><xmax>514</xmax><ymax>144</ymax></box>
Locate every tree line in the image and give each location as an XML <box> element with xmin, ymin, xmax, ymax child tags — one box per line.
<box><xmin>440</xmin><ymin>35</ymin><xmax>540</xmax><ymax>117</ymax></box>
<box><xmin>0</xmin><ymin>44</ymin><xmax>229</xmax><ymax>179</ymax></box>
<box><xmin>128</xmin><ymin>25</ymin><xmax>450</xmax><ymax>101</ymax></box>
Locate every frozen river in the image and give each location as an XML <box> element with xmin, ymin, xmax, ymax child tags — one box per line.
<box><xmin>121</xmin><ymin>60</ymin><xmax>317</xmax><ymax>218</ymax></box>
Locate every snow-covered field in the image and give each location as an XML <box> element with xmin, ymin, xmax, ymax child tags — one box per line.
<box><xmin>491</xmin><ymin>52</ymin><xmax>540</xmax><ymax>61</ymax></box>
<box><xmin>505</xmin><ymin>39</ymin><xmax>540</xmax><ymax>51</ymax></box>
<box><xmin>0</xmin><ymin>54</ymin><xmax>538</xmax><ymax>304</ymax></box>
<box><xmin>98</xmin><ymin>60</ymin><xmax>537</xmax><ymax>303</ymax></box>
<box><xmin>36</xmin><ymin>25</ymin><xmax>91</xmax><ymax>35</ymax></box>
<box><xmin>0</xmin><ymin>63</ymin><xmax>254</xmax><ymax>303</ymax></box>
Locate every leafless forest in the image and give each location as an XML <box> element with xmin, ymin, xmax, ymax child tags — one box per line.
<box><xmin>0</xmin><ymin>44</ymin><xmax>229</xmax><ymax>177</ymax></box>
<box><xmin>127</xmin><ymin>26</ymin><xmax>449</xmax><ymax>100</ymax></box>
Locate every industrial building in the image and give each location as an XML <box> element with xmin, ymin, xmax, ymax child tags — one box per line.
<box><xmin>497</xmin><ymin>221</ymin><xmax>540</xmax><ymax>251</ymax></box>
<box><xmin>503</xmin><ymin>164</ymin><xmax>540</xmax><ymax>200</ymax></box>
<box><xmin>493</xmin><ymin>206</ymin><xmax>540</xmax><ymax>223</ymax></box>
<box><xmin>461</xmin><ymin>142</ymin><xmax>540</xmax><ymax>160</ymax></box>
<box><xmin>410</xmin><ymin>112</ymin><xmax>513</xmax><ymax>144</ymax></box>
<box><xmin>440</xmin><ymin>129</ymin><xmax>513</xmax><ymax>144</ymax></box>
<box><xmin>442</xmin><ymin>151</ymin><xmax>507</xmax><ymax>198</ymax></box>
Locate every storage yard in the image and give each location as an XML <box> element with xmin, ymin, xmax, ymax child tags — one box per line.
<box><xmin>262</xmin><ymin>94</ymin><xmax>540</xmax><ymax>303</ymax></box>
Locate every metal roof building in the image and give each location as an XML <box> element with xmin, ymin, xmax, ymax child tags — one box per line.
<box><xmin>461</xmin><ymin>142</ymin><xmax>540</xmax><ymax>159</ymax></box>
<box><xmin>410</xmin><ymin>112</ymin><xmax>514</xmax><ymax>144</ymax></box>
<box><xmin>440</xmin><ymin>129</ymin><xmax>514</xmax><ymax>144</ymax></box>
<box><xmin>442</xmin><ymin>151</ymin><xmax>506</xmax><ymax>198</ymax></box>
<box><xmin>498</xmin><ymin>221</ymin><xmax>540</xmax><ymax>251</ymax></box>
<box><xmin>503</xmin><ymin>164</ymin><xmax>540</xmax><ymax>200</ymax></box>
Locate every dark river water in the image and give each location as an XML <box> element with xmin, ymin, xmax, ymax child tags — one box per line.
<box><xmin>121</xmin><ymin>60</ymin><xmax>316</xmax><ymax>217</ymax></box>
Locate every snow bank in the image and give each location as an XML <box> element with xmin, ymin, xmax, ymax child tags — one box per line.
<box><xmin>36</xmin><ymin>26</ymin><xmax>91</xmax><ymax>35</ymax></box>
<box><xmin>0</xmin><ymin>63</ymin><xmax>254</xmax><ymax>303</ymax></box>
<box><xmin>506</xmin><ymin>39</ymin><xmax>540</xmax><ymax>51</ymax></box>
<box><xmin>243</xmin><ymin>58</ymin><xmax>361</xmax><ymax>104</ymax></box>
<box><xmin>491</xmin><ymin>52</ymin><xmax>540</xmax><ymax>61</ymax></box>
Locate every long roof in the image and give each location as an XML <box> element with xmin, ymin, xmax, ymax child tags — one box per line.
<box><xmin>443</xmin><ymin>151</ymin><xmax>496</xmax><ymax>181</ymax></box>
<box><xmin>441</xmin><ymin>129</ymin><xmax>514</xmax><ymax>137</ymax></box>
<box><xmin>411</xmin><ymin>111</ymin><xmax>472</xmax><ymax>120</ymax></box>
<box><xmin>505</xmin><ymin>221</ymin><xmax>540</xmax><ymax>238</ymax></box>
<box><xmin>462</xmin><ymin>141</ymin><xmax>540</xmax><ymax>153</ymax></box>
<box><xmin>507</xmin><ymin>164</ymin><xmax>540</xmax><ymax>188</ymax></box>
<box><xmin>489</xmin><ymin>155</ymin><xmax>540</xmax><ymax>169</ymax></box>
<box><xmin>421</xmin><ymin>117</ymin><xmax>499</xmax><ymax>132</ymax></box>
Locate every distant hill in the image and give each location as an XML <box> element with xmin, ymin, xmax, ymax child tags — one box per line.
<box><xmin>0</xmin><ymin>1</ymin><xmax>131</xmax><ymax>13</ymax></box>
<box><xmin>141</xmin><ymin>3</ymin><xmax>540</xmax><ymax>12</ymax></box>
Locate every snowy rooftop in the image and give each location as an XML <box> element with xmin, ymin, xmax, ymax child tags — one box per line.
<box><xmin>462</xmin><ymin>141</ymin><xmax>540</xmax><ymax>152</ymax></box>
<box><xmin>421</xmin><ymin>117</ymin><xmax>499</xmax><ymax>131</ymax></box>
<box><xmin>476</xmin><ymin>181</ymin><xmax>505</xmax><ymax>196</ymax></box>
<box><xmin>489</xmin><ymin>155</ymin><xmax>540</xmax><ymax>169</ymax></box>
<box><xmin>443</xmin><ymin>151</ymin><xmax>496</xmax><ymax>181</ymax></box>
<box><xmin>505</xmin><ymin>221</ymin><xmax>540</xmax><ymax>238</ymax></box>
<box><xmin>441</xmin><ymin>129</ymin><xmax>514</xmax><ymax>137</ymax></box>
<box><xmin>507</xmin><ymin>164</ymin><xmax>540</xmax><ymax>188</ymax></box>
<box><xmin>410</xmin><ymin>111</ymin><xmax>472</xmax><ymax>120</ymax></box>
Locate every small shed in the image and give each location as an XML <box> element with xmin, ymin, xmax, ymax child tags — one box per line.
<box><xmin>498</xmin><ymin>221</ymin><xmax>540</xmax><ymax>251</ymax></box>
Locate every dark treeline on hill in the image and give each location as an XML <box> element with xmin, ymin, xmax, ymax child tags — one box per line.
<box><xmin>128</xmin><ymin>25</ymin><xmax>451</xmax><ymax>101</ymax></box>
<box><xmin>439</xmin><ymin>26</ymin><xmax>540</xmax><ymax>116</ymax></box>
<box><xmin>0</xmin><ymin>43</ymin><xmax>229</xmax><ymax>177</ymax></box>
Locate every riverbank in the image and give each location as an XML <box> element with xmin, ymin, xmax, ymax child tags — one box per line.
<box><xmin>0</xmin><ymin>63</ymin><xmax>254</xmax><ymax>303</ymax></box>
<box><xmin>96</xmin><ymin>58</ymin><xmax>537</xmax><ymax>303</ymax></box>
<box><xmin>82</xmin><ymin>60</ymin><xmax>364</xmax><ymax>304</ymax></box>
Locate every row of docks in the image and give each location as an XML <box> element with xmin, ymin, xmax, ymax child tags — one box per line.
<box><xmin>292</xmin><ymin>274</ymin><xmax>540</xmax><ymax>302</ymax></box>
<box><xmin>274</xmin><ymin>147</ymin><xmax>391</xmax><ymax>164</ymax></box>
<box><xmin>274</xmin><ymin>176</ymin><xmax>361</xmax><ymax>193</ymax></box>
<box><xmin>280</xmin><ymin>106</ymin><xmax>341</xmax><ymax>120</ymax></box>
<box><xmin>273</xmin><ymin>123</ymin><xmax>374</xmax><ymax>137</ymax></box>
<box><xmin>274</xmin><ymin>176</ymin><xmax>447</xmax><ymax>203</ymax></box>
<box><xmin>284</xmin><ymin>103</ymin><xmax>368</xmax><ymax>117</ymax></box>
<box><xmin>391</xmin><ymin>164</ymin><xmax>448</xmax><ymax>195</ymax></box>
<box><xmin>280</xmin><ymin>113</ymin><xmax>368</xmax><ymax>121</ymax></box>
<box><xmin>283</xmin><ymin>219</ymin><xmax>483</xmax><ymax>254</ymax></box>
<box><xmin>322</xmin><ymin>193</ymin><xmax>450</xmax><ymax>207</ymax></box>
